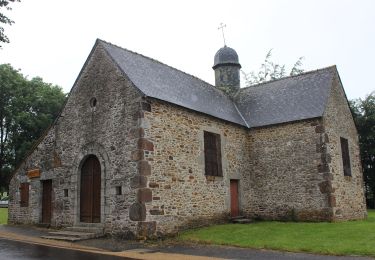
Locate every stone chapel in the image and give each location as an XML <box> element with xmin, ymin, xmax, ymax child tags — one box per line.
<box><xmin>8</xmin><ymin>39</ymin><xmax>367</xmax><ymax>238</ymax></box>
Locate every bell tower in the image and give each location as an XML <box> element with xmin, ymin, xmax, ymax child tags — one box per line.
<box><xmin>213</xmin><ymin>46</ymin><xmax>241</xmax><ymax>94</ymax></box>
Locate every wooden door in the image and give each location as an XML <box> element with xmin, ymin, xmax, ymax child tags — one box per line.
<box><xmin>80</xmin><ymin>155</ymin><xmax>101</xmax><ymax>223</ymax></box>
<box><xmin>42</xmin><ymin>180</ymin><xmax>52</xmax><ymax>224</ymax></box>
<box><xmin>230</xmin><ymin>180</ymin><xmax>239</xmax><ymax>217</ymax></box>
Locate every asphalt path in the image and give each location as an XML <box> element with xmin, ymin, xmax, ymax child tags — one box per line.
<box><xmin>0</xmin><ymin>238</ymin><xmax>134</xmax><ymax>260</ymax></box>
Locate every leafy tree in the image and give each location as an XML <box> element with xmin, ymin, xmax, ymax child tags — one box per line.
<box><xmin>0</xmin><ymin>0</ymin><xmax>19</xmax><ymax>47</ymax></box>
<box><xmin>350</xmin><ymin>93</ymin><xmax>375</xmax><ymax>208</ymax></box>
<box><xmin>242</xmin><ymin>49</ymin><xmax>304</xmax><ymax>87</ymax></box>
<box><xmin>0</xmin><ymin>64</ymin><xmax>66</xmax><ymax>191</ymax></box>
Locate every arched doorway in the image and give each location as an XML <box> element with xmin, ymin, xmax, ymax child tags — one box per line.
<box><xmin>80</xmin><ymin>155</ymin><xmax>101</xmax><ymax>223</ymax></box>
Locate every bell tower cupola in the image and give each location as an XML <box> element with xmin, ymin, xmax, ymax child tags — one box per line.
<box><xmin>212</xmin><ymin>45</ymin><xmax>241</xmax><ymax>94</ymax></box>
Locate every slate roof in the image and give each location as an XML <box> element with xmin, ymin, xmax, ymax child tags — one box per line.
<box><xmin>100</xmin><ymin>40</ymin><xmax>248</xmax><ymax>127</ymax></box>
<box><xmin>99</xmin><ymin>39</ymin><xmax>335</xmax><ymax>129</ymax></box>
<box><xmin>234</xmin><ymin>67</ymin><xmax>335</xmax><ymax>127</ymax></box>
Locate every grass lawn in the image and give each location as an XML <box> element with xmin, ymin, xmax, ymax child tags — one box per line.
<box><xmin>0</xmin><ymin>208</ymin><xmax>7</xmax><ymax>225</ymax></box>
<box><xmin>180</xmin><ymin>210</ymin><xmax>375</xmax><ymax>257</ymax></box>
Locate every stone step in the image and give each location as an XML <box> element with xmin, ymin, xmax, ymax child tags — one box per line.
<box><xmin>41</xmin><ymin>226</ymin><xmax>104</xmax><ymax>242</ymax></box>
<box><xmin>48</xmin><ymin>231</ymin><xmax>97</xmax><ymax>239</ymax></box>
<box><xmin>64</xmin><ymin>226</ymin><xmax>104</xmax><ymax>235</ymax></box>
<box><xmin>230</xmin><ymin>215</ymin><xmax>245</xmax><ymax>220</ymax></box>
<box><xmin>41</xmin><ymin>235</ymin><xmax>83</xmax><ymax>242</ymax></box>
<box><xmin>232</xmin><ymin>218</ymin><xmax>253</xmax><ymax>224</ymax></box>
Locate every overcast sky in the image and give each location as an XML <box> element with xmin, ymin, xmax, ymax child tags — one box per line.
<box><xmin>1</xmin><ymin>0</ymin><xmax>374</xmax><ymax>99</ymax></box>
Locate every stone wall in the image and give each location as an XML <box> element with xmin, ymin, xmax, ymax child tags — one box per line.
<box><xmin>245</xmin><ymin>119</ymin><xmax>333</xmax><ymax>221</ymax></box>
<box><xmin>322</xmin><ymin>74</ymin><xmax>367</xmax><ymax>220</ymax></box>
<box><xmin>9</xmin><ymin>43</ymin><xmax>144</xmax><ymax>237</ymax></box>
<box><xmin>143</xmin><ymin>99</ymin><xmax>250</xmax><ymax>235</ymax></box>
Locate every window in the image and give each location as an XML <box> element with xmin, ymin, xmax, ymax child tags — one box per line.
<box><xmin>19</xmin><ymin>183</ymin><xmax>29</xmax><ymax>207</ymax></box>
<box><xmin>89</xmin><ymin>97</ymin><xmax>97</xmax><ymax>107</ymax></box>
<box><xmin>64</xmin><ymin>189</ymin><xmax>69</xmax><ymax>197</ymax></box>
<box><xmin>204</xmin><ymin>131</ymin><xmax>222</xmax><ymax>176</ymax></box>
<box><xmin>340</xmin><ymin>137</ymin><xmax>351</xmax><ymax>176</ymax></box>
<box><xmin>115</xmin><ymin>186</ymin><xmax>122</xmax><ymax>195</ymax></box>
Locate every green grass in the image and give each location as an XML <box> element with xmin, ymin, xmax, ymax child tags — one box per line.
<box><xmin>0</xmin><ymin>208</ymin><xmax>8</xmax><ymax>224</ymax></box>
<box><xmin>180</xmin><ymin>210</ymin><xmax>375</xmax><ymax>257</ymax></box>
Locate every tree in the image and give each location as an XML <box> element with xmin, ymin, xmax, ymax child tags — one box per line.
<box><xmin>0</xmin><ymin>0</ymin><xmax>20</xmax><ymax>47</ymax></box>
<box><xmin>0</xmin><ymin>64</ymin><xmax>66</xmax><ymax>191</ymax></box>
<box><xmin>242</xmin><ymin>49</ymin><xmax>304</xmax><ymax>87</ymax></box>
<box><xmin>350</xmin><ymin>93</ymin><xmax>375</xmax><ymax>208</ymax></box>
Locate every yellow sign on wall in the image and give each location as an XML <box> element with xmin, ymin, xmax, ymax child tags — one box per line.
<box><xmin>27</xmin><ymin>169</ymin><xmax>40</xmax><ymax>179</ymax></box>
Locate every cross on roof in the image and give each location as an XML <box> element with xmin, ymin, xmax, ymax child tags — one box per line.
<box><xmin>218</xmin><ymin>23</ymin><xmax>227</xmax><ymax>46</ymax></box>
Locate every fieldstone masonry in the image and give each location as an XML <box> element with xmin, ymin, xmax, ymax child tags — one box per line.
<box><xmin>8</xmin><ymin>40</ymin><xmax>366</xmax><ymax>238</ymax></box>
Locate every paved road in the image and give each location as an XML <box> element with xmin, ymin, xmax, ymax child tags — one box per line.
<box><xmin>0</xmin><ymin>238</ymin><xmax>133</xmax><ymax>260</ymax></box>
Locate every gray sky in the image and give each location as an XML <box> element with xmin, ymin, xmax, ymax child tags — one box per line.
<box><xmin>1</xmin><ymin>0</ymin><xmax>374</xmax><ymax>99</ymax></box>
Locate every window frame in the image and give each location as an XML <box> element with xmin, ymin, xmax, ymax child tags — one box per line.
<box><xmin>203</xmin><ymin>131</ymin><xmax>223</xmax><ymax>177</ymax></box>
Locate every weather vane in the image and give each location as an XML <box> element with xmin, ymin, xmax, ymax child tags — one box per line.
<box><xmin>218</xmin><ymin>23</ymin><xmax>227</xmax><ymax>46</ymax></box>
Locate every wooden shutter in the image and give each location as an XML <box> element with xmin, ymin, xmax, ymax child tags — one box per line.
<box><xmin>340</xmin><ymin>137</ymin><xmax>351</xmax><ymax>176</ymax></box>
<box><xmin>20</xmin><ymin>183</ymin><xmax>29</xmax><ymax>207</ymax></box>
<box><xmin>204</xmin><ymin>131</ymin><xmax>222</xmax><ymax>176</ymax></box>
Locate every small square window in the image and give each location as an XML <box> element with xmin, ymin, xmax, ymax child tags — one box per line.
<box><xmin>64</xmin><ymin>189</ymin><xmax>69</xmax><ymax>197</ymax></box>
<box><xmin>115</xmin><ymin>186</ymin><xmax>122</xmax><ymax>195</ymax></box>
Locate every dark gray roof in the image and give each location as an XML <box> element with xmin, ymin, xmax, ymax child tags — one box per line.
<box><xmin>235</xmin><ymin>67</ymin><xmax>335</xmax><ymax>128</ymax></box>
<box><xmin>98</xmin><ymin>39</ymin><xmax>335</xmax><ymax>129</ymax></box>
<box><xmin>100</xmin><ymin>40</ymin><xmax>248</xmax><ymax>127</ymax></box>
<box><xmin>213</xmin><ymin>46</ymin><xmax>241</xmax><ymax>69</ymax></box>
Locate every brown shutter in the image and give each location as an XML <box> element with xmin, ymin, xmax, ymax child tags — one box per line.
<box><xmin>20</xmin><ymin>183</ymin><xmax>30</xmax><ymax>207</ymax></box>
<box><xmin>204</xmin><ymin>131</ymin><xmax>222</xmax><ymax>177</ymax></box>
<box><xmin>340</xmin><ymin>137</ymin><xmax>351</xmax><ymax>176</ymax></box>
<box><xmin>216</xmin><ymin>134</ymin><xmax>222</xmax><ymax>177</ymax></box>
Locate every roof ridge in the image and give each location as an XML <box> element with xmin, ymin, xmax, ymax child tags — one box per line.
<box><xmin>240</xmin><ymin>65</ymin><xmax>337</xmax><ymax>90</ymax></box>
<box><xmin>97</xmin><ymin>39</ymin><xmax>228</xmax><ymax>97</ymax></box>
